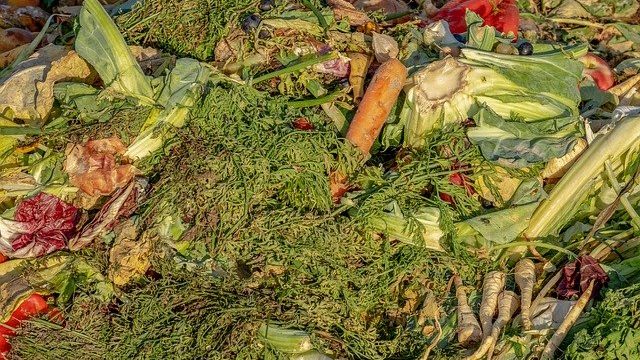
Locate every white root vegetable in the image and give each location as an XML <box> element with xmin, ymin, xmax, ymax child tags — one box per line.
<box><xmin>465</xmin><ymin>291</ymin><xmax>520</xmax><ymax>360</ymax></box>
<box><xmin>453</xmin><ymin>275</ymin><xmax>483</xmax><ymax>346</ymax></box>
<box><xmin>540</xmin><ymin>280</ymin><xmax>595</xmax><ymax>359</ymax></box>
<box><xmin>479</xmin><ymin>271</ymin><xmax>506</xmax><ymax>339</ymax></box>
<box><xmin>514</xmin><ymin>259</ymin><xmax>536</xmax><ymax>331</ymax></box>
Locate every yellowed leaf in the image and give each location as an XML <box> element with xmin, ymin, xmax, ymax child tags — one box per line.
<box><xmin>108</xmin><ymin>221</ymin><xmax>152</xmax><ymax>287</ymax></box>
<box><xmin>0</xmin><ymin>45</ymin><xmax>96</xmax><ymax>123</ymax></box>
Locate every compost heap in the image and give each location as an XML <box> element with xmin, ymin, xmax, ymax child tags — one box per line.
<box><xmin>1</xmin><ymin>0</ymin><xmax>640</xmax><ymax>359</ymax></box>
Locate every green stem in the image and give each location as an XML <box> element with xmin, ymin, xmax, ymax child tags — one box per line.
<box><xmin>490</xmin><ymin>241</ymin><xmax>578</xmax><ymax>258</ymax></box>
<box><xmin>288</xmin><ymin>91</ymin><xmax>343</xmax><ymax>108</ymax></box>
<box><xmin>301</xmin><ymin>0</ymin><xmax>328</xmax><ymax>30</ymax></box>
<box><xmin>0</xmin><ymin>126</ymin><xmax>42</xmax><ymax>135</ymax></box>
<box><xmin>252</xmin><ymin>52</ymin><xmax>338</xmax><ymax>84</ymax></box>
<box><xmin>604</xmin><ymin>161</ymin><xmax>640</xmax><ymax>230</ymax></box>
<box><xmin>549</xmin><ymin>18</ymin><xmax>606</xmax><ymax>29</ymax></box>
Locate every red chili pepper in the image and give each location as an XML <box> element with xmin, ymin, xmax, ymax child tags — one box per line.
<box><xmin>432</xmin><ymin>0</ymin><xmax>520</xmax><ymax>37</ymax></box>
<box><xmin>0</xmin><ymin>294</ymin><xmax>49</xmax><ymax>337</ymax></box>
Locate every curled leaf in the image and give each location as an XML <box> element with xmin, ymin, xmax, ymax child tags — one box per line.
<box><xmin>0</xmin><ymin>192</ymin><xmax>79</xmax><ymax>258</ymax></box>
<box><xmin>557</xmin><ymin>255</ymin><xmax>609</xmax><ymax>300</ymax></box>
<box><xmin>70</xmin><ymin>178</ymin><xmax>146</xmax><ymax>250</ymax></box>
<box><xmin>63</xmin><ymin>137</ymin><xmax>139</xmax><ymax>197</ymax></box>
<box><xmin>327</xmin><ymin>0</ymin><xmax>372</xmax><ymax>26</ymax></box>
<box><xmin>372</xmin><ymin>32</ymin><xmax>399</xmax><ymax>63</ymax></box>
<box><xmin>108</xmin><ymin>220</ymin><xmax>152</xmax><ymax>286</ymax></box>
<box><xmin>0</xmin><ymin>46</ymin><xmax>96</xmax><ymax>122</ymax></box>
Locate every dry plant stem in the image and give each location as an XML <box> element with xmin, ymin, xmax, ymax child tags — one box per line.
<box><xmin>420</xmin><ymin>314</ymin><xmax>442</xmax><ymax>360</ymax></box>
<box><xmin>479</xmin><ymin>271</ymin><xmax>506</xmax><ymax>340</ymax></box>
<box><xmin>610</xmin><ymin>74</ymin><xmax>640</xmax><ymax>97</ymax></box>
<box><xmin>454</xmin><ymin>275</ymin><xmax>483</xmax><ymax>346</ymax></box>
<box><xmin>530</xmin><ymin>270</ymin><xmax>562</xmax><ymax>311</ymax></box>
<box><xmin>540</xmin><ymin>280</ymin><xmax>595</xmax><ymax>359</ymax></box>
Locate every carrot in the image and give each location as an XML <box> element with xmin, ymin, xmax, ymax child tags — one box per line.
<box><xmin>514</xmin><ymin>258</ymin><xmax>536</xmax><ymax>331</ymax></box>
<box><xmin>478</xmin><ymin>271</ymin><xmax>505</xmax><ymax>340</ymax></box>
<box><xmin>465</xmin><ymin>291</ymin><xmax>520</xmax><ymax>360</ymax></box>
<box><xmin>330</xmin><ymin>58</ymin><xmax>407</xmax><ymax>201</ymax></box>
<box><xmin>453</xmin><ymin>275</ymin><xmax>483</xmax><ymax>346</ymax></box>
<box><xmin>345</xmin><ymin>58</ymin><xmax>407</xmax><ymax>155</ymax></box>
<box><xmin>540</xmin><ymin>280</ymin><xmax>595</xmax><ymax>360</ymax></box>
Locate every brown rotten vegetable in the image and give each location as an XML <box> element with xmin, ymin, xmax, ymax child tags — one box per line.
<box><xmin>0</xmin><ymin>28</ymin><xmax>36</xmax><ymax>53</ymax></box>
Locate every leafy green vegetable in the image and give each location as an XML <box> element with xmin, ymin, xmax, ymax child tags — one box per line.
<box><xmin>398</xmin><ymin>46</ymin><xmax>586</xmax><ymax>166</ymax></box>
<box><xmin>565</xmin><ymin>283</ymin><xmax>640</xmax><ymax>360</ymax></box>
<box><xmin>524</xmin><ymin>115</ymin><xmax>640</xmax><ymax>239</ymax></box>
<box><xmin>125</xmin><ymin>58</ymin><xmax>210</xmax><ymax>161</ymax></box>
<box><xmin>76</xmin><ymin>0</ymin><xmax>155</xmax><ymax>105</ymax></box>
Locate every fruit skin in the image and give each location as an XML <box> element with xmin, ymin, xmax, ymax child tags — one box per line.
<box><xmin>518</xmin><ymin>42</ymin><xmax>533</xmax><ymax>56</ymax></box>
<box><xmin>241</xmin><ymin>14</ymin><xmax>261</xmax><ymax>33</ymax></box>
<box><xmin>579</xmin><ymin>53</ymin><xmax>615</xmax><ymax>91</ymax></box>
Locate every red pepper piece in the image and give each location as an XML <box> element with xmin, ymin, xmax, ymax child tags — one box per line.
<box><xmin>0</xmin><ymin>294</ymin><xmax>49</xmax><ymax>337</ymax></box>
<box><xmin>432</xmin><ymin>0</ymin><xmax>520</xmax><ymax>37</ymax></box>
<box><xmin>0</xmin><ymin>254</ymin><xmax>7</xmax><ymax>264</ymax></box>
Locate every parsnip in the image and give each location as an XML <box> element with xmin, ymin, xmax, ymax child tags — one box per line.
<box><xmin>465</xmin><ymin>291</ymin><xmax>520</xmax><ymax>360</ymax></box>
<box><xmin>540</xmin><ymin>280</ymin><xmax>595</xmax><ymax>359</ymax></box>
<box><xmin>453</xmin><ymin>275</ymin><xmax>482</xmax><ymax>346</ymax></box>
<box><xmin>514</xmin><ymin>259</ymin><xmax>536</xmax><ymax>330</ymax></box>
<box><xmin>479</xmin><ymin>271</ymin><xmax>505</xmax><ymax>339</ymax></box>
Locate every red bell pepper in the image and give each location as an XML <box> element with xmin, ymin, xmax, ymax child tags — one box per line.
<box><xmin>432</xmin><ymin>0</ymin><xmax>520</xmax><ymax>37</ymax></box>
<box><xmin>0</xmin><ymin>294</ymin><xmax>49</xmax><ymax>337</ymax></box>
<box><xmin>0</xmin><ymin>336</ymin><xmax>10</xmax><ymax>359</ymax></box>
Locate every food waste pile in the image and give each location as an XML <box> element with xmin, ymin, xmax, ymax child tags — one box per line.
<box><xmin>1</xmin><ymin>0</ymin><xmax>640</xmax><ymax>359</ymax></box>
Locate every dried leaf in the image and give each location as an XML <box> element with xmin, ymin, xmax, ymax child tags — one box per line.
<box><xmin>0</xmin><ymin>45</ymin><xmax>28</xmax><ymax>69</ymax></box>
<box><xmin>327</xmin><ymin>0</ymin><xmax>372</xmax><ymax>26</ymax></box>
<box><xmin>0</xmin><ymin>45</ymin><xmax>96</xmax><ymax>123</ymax></box>
<box><xmin>63</xmin><ymin>137</ymin><xmax>139</xmax><ymax>197</ymax></box>
<box><xmin>347</xmin><ymin>52</ymin><xmax>372</xmax><ymax>102</ymax></box>
<box><xmin>0</xmin><ymin>5</ymin><xmax>50</xmax><ymax>31</ymax></box>
<box><xmin>353</xmin><ymin>0</ymin><xmax>410</xmax><ymax>13</ymax></box>
<box><xmin>557</xmin><ymin>255</ymin><xmax>609</xmax><ymax>300</ymax></box>
<box><xmin>70</xmin><ymin>178</ymin><xmax>146</xmax><ymax>250</ymax></box>
<box><xmin>372</xmin><ymin>32</ymin><xmax>399</xmax><ymax>63</ymax></box>
<box><xmin>108</xmin><ymin>220</ymin><xmax>152</xmax><ymax>286</ymax></box>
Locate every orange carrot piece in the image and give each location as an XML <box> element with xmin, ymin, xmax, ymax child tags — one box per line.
<box><xmin>345</xmin><ymin>58</ymin><xmax>407</xmax><ymax>155</ymax></box>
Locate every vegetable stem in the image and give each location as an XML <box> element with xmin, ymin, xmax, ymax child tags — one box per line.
<box><xmin>288</xmin><ymin>91</ymin><xmax>343</xmax><ymax>108</ymax></box>
<box><xmin>490</xmin><ymin>241</ymin><xmax>578</xmax><ymax>258</ymax></box>
<box><xmin>603</xmin><ymin>160</ymin><xmax>640</xmax><ymax>230</ymax></box>
<box><xmin>549</xmin><ymin>18</ymin><xmax>606</xmax><ymax>29</ymax></box>
<box><xmin>252</xmin><ymin>52</ymin><xmax>338</xmax><ymax>84</ymax></box>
